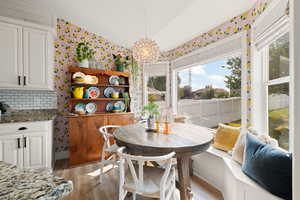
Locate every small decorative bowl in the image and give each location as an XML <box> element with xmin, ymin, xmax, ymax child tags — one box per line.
<box><xmin>111</xmin><ymin>92</ymin><xmax>119</xmax><ymax>99</ymax></box>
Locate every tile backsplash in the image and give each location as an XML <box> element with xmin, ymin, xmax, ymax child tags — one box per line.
<box><xmin>0</xmin><ymin>90</ymin><xmax>57</xmax><ymax>110</ymax></box>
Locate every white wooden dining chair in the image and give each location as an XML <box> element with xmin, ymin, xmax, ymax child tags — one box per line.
<box><xmin>117</xmin><ymin>147</ymin><xmax>177</xmax><ymax>200</ymax></box>
<box><xmin>99</xmin><ymin>125</ymin><xmax>121</xmax><ymax>183</ymax></box>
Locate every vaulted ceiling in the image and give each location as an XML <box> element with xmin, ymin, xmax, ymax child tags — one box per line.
<box><xmin>1</xmin><ymin>0</ymin><xmax>257</xmax><ymax>51</ymax></box>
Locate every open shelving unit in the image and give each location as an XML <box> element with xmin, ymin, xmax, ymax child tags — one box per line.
<box><xmin>68</xmin><ymin>66</ymin><xmax>131</xmax><ymax>115</ymax></box>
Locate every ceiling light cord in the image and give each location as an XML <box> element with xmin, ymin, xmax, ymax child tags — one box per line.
<box><xmin>143</xmin><ymin>0</ymin><xmax>148</xmax><ymax>39</ymax></box>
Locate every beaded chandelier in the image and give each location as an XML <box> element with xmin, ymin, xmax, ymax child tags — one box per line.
<box><xmin>132</xmin><ymin>38</ymin><xmax>160</xmax><ymax>64</ymax></box>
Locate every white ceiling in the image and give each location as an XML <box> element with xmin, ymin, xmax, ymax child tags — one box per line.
<box><xmin>1</xmin><ymin>0</ymin><xmax>257</xmax><ymax>51</ymax></box>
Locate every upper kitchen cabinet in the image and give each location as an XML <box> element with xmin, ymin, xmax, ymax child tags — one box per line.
<box><xmin>23</xmin><ymin>28</ymin><xmax>54</xmax><ymax>90</ymax></box>
<box><xmin>0</xmin><ymin>17</ymin><xmax>55</xmax><ymax>90</ymax></box>
<box><xmin>0</xmin><ymin>22</ymin><xmax>22</xmax><ymax>88</ymax></box>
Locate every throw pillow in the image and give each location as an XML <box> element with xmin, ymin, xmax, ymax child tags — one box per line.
<box><xmin>213</xmin><ymin>124</ymin><xmax>240</xmax><ymax>152</ymax></box>
<box><xmin>242</xmin><ymin>133</ymin><xmax>292</xmax><ymax>200</ymax></box>
<box><xmin>232</xmin><ymin>131</ymin><xmax>278</xmax><ymax>165</ymax></box>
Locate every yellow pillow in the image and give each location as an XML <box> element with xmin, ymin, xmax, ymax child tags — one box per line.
<box><xmin>213</xmin><ymin>124</ymin><xmax>240</xmax><ymax>152</ymax></box>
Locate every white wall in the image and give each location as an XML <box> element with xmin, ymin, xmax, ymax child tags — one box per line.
<box><xmin>291</xmin><ymin>0</ymin><xmax>300</xmax><ymax>199</ymax></box>
<box><xmin>178</xmin><ymin>97</ymin><xmax>241</xmax><ymax>127</ymax></box>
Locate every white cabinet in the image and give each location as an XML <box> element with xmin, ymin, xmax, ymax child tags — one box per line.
<box><xmin>23</xmin><ymin>132</ymin><xmax>46</xmax><ymax>168</ymax></box>
<box><xmin>0</xmin><ymin>121</ymin><xmax>53</xmax><ymax>169</ymax></box>
<box><xmin>0</xmin><ymin>134</ymin><xmax>23</xmax><ymax>167</ymax></box>
<box><xmin>23</xmin><ymin>28</ymin><xmax>53</xmax><ymax>90</ymax></box>
<box><xmin>0</xmin><ymin>22</ymin><xmax>22</xmax><ymax>88</ymax></box>
<box><xmin>0</xmin><ymin>17</ymin><xmax>54</xmax><ymax>90</ymax></box>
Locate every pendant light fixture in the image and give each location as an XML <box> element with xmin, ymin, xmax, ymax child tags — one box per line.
<box><xmin>132</xmin><ymin>0</ymin><xmax>160</xmax><ymax>64</ymax></box>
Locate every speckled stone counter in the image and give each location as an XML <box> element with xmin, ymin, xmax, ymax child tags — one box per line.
<box><xmin>0</xmin><ymin>109</ymin><xmax>57</xmax><ymax>124</ymax></box>
<box><xmin>0</xmin><ymin>162</ymin><xmax>73</xmax><ymax>200</ymax></box>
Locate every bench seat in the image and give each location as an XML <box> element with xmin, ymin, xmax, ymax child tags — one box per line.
<box><xmin>192</xmin><ymin>146</ymin><xmax>283</xmax><ymax>200</ymax></box>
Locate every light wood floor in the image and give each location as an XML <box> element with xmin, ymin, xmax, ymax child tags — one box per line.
<box><xmin>54</xmin><ymin>160</ymin><xmax>223</xmax><ymax>200</ymax></box>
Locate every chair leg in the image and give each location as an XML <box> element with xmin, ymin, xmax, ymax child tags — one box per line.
<box><xmin>173</xmin><ymin>190</ymin><xmax>177</xmax><ymax>200</ymax></box>
<box><xmin>119</xmin><ymin>188</ymin><xmax>127</xmax><ymax>200</ymax></box>
<box><xmin>99</xmin><ymin>163</ymin><xmax>104</xmax><ymax>183</ymax></box>
<box><xmin>112</xmin><ymin>154</ymin><xmax>116</xmax><ymax>169</ymax></box>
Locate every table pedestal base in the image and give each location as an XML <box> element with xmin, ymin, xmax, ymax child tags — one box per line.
<box><xmin>177</xmin><ymin>156</ymin><xmax>193</xmax><ymax>200</ymax></box>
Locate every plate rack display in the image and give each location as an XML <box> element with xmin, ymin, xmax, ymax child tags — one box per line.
<box><xmin>68</xmin><ymin>66</ymin><xmax>131</xmax><ymax>115</ymax></box>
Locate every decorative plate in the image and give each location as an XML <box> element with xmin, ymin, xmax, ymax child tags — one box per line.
<box><xmin>74</xmin><ymin>103</ymin><xmax>86</xmax><ymax>112</ymax></box>
<box><xmin>84</xmin><ymin>75</ymin><xmax>98</xmax><ymax>84</ymax></box>
<box><xmin>114</xmin><ymin>101</ymin><xmax>125</xmax><ymax>112</ymax></box>
<box><xmin>106</xmin><ymin>103</ymin><xmax>114</xmax><ymax>112</ymax></box>
<box><xmin>72</xmin><ymin>72</ymin><xmax>85</xmax><ymax>80</ymax></box>
<box><xmin>86</xmin><ymin>87</ymin><xmax>100</xmax><ymax>99</ymax></box>
<box><xmin>104</xmin><ymin>87</ymin><xmax>115</xmax><ymax>98</ymax></box>
<box><xmin>109</xmin><ymin>75</ymin><xmax>120</xmax><ymax>85</ymax></box>
<box><xmin>86</xmin><ymin>103</ymin><xmax>97</xmax><ymax>114</ymax></box>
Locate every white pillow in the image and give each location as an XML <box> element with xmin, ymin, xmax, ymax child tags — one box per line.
<box><xmin>232</xmin><ymin>129</ymin><xmax>278</xmax><ymax>165</ymax></box>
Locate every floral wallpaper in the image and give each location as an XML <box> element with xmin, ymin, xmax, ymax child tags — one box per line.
<box><xmin>53</xmin><ymin>19</ymin><xmax>142</xmax><ymax>153</ymax></box>
<box><xmin>160</xmin><ymin>0</ymin><xmax>275</xmax><ymax>125</ymax></box>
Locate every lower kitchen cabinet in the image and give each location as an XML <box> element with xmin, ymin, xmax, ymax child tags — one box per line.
<box><xmin>0</xmin><ymin>134</ymin><xmax>23</xmax><ymax>167</ymax></box>
<box><xmin>0</xmin><ymin>121</ymin><xmax>53</xmax><ymax>169</ymax></box>
<box><xmin>68</xmin><ymin>113</ymin><xmax>134</xmax><ymax>166</ymax></box>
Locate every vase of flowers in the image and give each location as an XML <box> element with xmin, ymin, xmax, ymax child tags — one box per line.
<box><xmin>142</xmin><ymin>103</ymin><xmax>159</xmax><ymax>131</ymax></box>
<box><xmin>76</xmin><ymin>42</ymin><xmax>95</xmax><ymax>68</ymax></box>
<box><xmin>113</xmin><ymin>54</ymin><xmax>131</xmax><ymax>72</ymax></box>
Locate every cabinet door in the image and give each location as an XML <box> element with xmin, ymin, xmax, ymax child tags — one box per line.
<box><xmin>23</xmin><ymin>132</ymin><xmax>46</xmax><ymax>169</ymax></box>
<box><xmin>23</xmin><ymin>28</ymin><xmax>52</xmax><ymax>90</ymax></box>
<box><xmin>69</xmin><ymin>117</ymin><xmax>88</xmax><ymax>166</ymax></box>
<box><xmin>86</xmin><ymin>116</ymin><xmax>107</xmax><ymax>162</ymax></box>
<box><xmin>0</xmin><ymin>134</ymin><xmax>23</xmax><ymax>167</ymax></box>
<box><xmin>0</xmin><ymin>22</ymin><xmax>22</xmax><ymax>88</ymax></box>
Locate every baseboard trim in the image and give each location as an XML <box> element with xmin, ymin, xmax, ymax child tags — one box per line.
<box><xmin>193</xmin><ymin>170</ymin><xmax>223</xmax><ymax>193</ymax></box>
<box><xmin>55</xmin><ymin>151</ymin><xmax>69</xmax><ymax>160</ymax></box>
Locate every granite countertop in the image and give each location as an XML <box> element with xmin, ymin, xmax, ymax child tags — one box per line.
<box><xmin>0</xmin><ymin>109</ymin><xmax>57</xmax><ymax>124</ymax></box>
<box><xmin>0</xmin><ymin>162</ymin><xmax>73</xmax><ymax>200</ymax></box>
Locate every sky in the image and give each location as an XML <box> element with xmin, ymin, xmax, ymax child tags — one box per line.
<box><xmin>178</xmin><ymin>59</ymin><xmax>231</xmax><ymax>91</ymax></box>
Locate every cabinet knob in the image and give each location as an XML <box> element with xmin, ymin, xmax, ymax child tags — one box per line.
<box><xmin>18</xmin><ymin>127</ymin><xmax>27</xmax><ymax>131</ymax></box>
<box><xmin>18</xmin><ymin>76</ymin><xmax>21</xmax><ymax>86</ymax></box>
<box><xmin>23</xmin><ymin>76</ymin><xmax>26</xmax><ymax>86</ymax></box>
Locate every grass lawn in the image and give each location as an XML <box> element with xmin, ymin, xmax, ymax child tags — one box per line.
<box><xmin>269</xmin><ymin>108</ymin><xmax>289</xmax><ymax>150</ymax></box>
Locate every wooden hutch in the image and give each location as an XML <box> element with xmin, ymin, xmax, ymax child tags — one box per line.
<box><xmin>67</xmin><ymin>66</ymin><xmax>134</xmax><ymax>166</ymax></box>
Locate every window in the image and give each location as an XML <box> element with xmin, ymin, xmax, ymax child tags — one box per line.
<box><xmin>176</xmin><ymin>56</ymin><xmax>242</xmax><ymax>128</ymax></box>
<box><xmin>146</xmin><ymin>75</ymin><xmax>167</xmax><ymax>108</ymax></box>
<box><xmin>143</xmin><ymin>62</ymin><xmax>170</xmax><ymax>109</ymax></box>
<box><xmin>265</xmin><ymin>32</ymin><xmax>290</xmax><ymax>150</ymax></box>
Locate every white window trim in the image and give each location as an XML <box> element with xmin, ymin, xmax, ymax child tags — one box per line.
<box><xmin>252</xmin><ymin>14</ymin><xmax>292</xmax><ymax>150</ymax></box>
<box><xmin>170</xmin><ymin>31</ymin><xmax>248</xmax><ymax>132</ymax></box>
<box><xmin>142</xmin><ymin>62</ymin><xmax>170</xmax><ymax>108</ymax></box>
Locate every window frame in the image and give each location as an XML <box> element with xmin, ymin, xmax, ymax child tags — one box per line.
<box><xmin>261</xmin><ymin>30</ymin><xmax>291</xmax><ymax>150</ymax></box>
<box><xmin>252</xmin><ymin>14</ymin><xmax>292</xmax><ymax>151</ymax></box>
<box><xmin>143</xmin><ymin>62</ymin><xmax>170</xmax><ymax>108</ymax></box>
<box><xmin>170</xmin><ymin>31</ymin><xmax>248</xmax><ymax>131</ymax></box>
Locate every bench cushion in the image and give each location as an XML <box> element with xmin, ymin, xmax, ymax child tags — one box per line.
<box><xmin>242</xmin><ymin>134</ymin><xmax>292</xmax><ymax>200</ymax></box>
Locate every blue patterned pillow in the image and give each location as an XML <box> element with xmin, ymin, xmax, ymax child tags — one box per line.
<box><xmin>242</xmin><ymin>133</ymin><xmax>292</xmax><ymax>200</ymax></box>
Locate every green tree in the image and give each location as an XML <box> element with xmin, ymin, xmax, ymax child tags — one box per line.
<box><xmin>222</xmin><ymin>57</ymin><xmax>241</xmax><ymax>96</ymax></box>
<box><xmin>147</xmin><ymin>76</ymin><xmax>166</xmax><ymax>91</ymax></box>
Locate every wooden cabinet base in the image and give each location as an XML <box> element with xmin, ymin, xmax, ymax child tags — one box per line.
<box><xmin>68</xmin><ymin>113</ymin><xmax>134</xmax><ymax>166</ymax></box>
